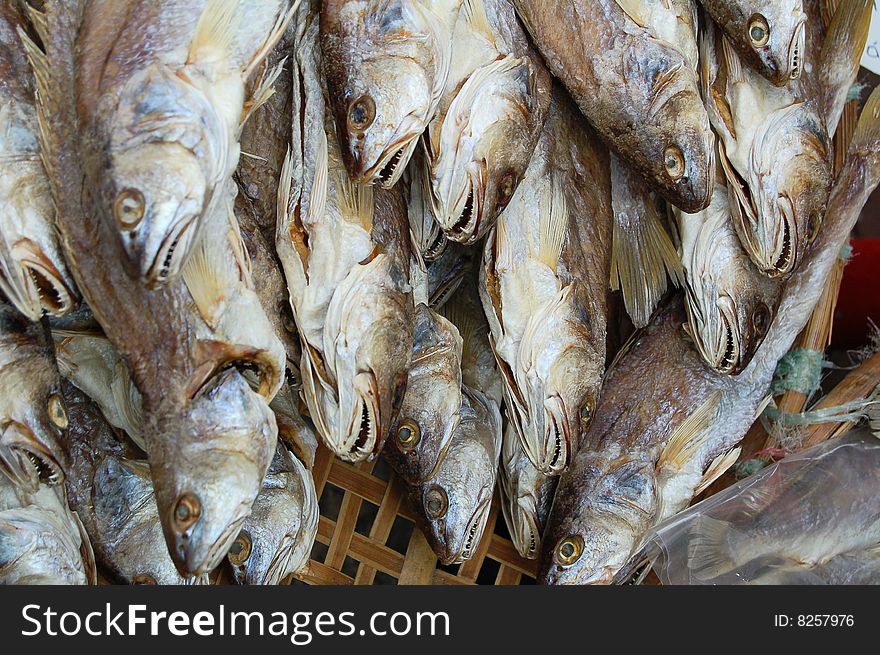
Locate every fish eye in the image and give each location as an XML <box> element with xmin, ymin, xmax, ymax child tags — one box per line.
<box><xmin>47</xmin><ymin>394</ymin><xmax>68</xmax><ymax>429</ymax></box>
<box><xmin>748</xmin><ymin>14</ymin><xmax>770</xmax><ymax>47</ymax></box>
<box><xmin>132</xmin><ymin>573</ymin><xmax>158</xmax><ymax>585</ymax></box>
<box><xmin>348</xmin><ymin>96</ymin><xmax>376</xmax><ymax>132</ymax></box>
<box><xmin>555</xmin><ymin>535</ymin><xmax>584</xmax><ymax>566</ymax></box>
<box><xmin>663</xmin><ymin>146</ymin><xmax>685</xmax><ymax>181</ymax></box>
<box><xmin>752</xmin><ymin>303</ymin><xmax>772</xmax><ymax>336</ymax></box>
<box><xmin>496</xmin><ymin>171</ymin><xmax>517</xmax><ymax>210</ymax></box>
<box><xmin>396</xmin><ymin>418</ymin><xmax>421</xmax><ymax>450</ymax></box>
<box><xmin>114</xmin><ymin>188</ymin><xmax>146</xmax><ymax>229</ymax></box>
<box><xmin>807</xmin><ymin>212</ymin><xmax>822</xmax><ymax>244</ymax></box>
<box><xmin>425</xmin><ymin>486</ymin><xmax>448</xmax><ymax>519</ymax></box>
<box><xmin>173</xmin><ymin>492</ymin><xmax>202</xmax><ymax>530</ymax></box>
<box><xmin>228</xmin><ymin>529</ymin><xmax>253</xmax><ymax>566</ymax></box>
<box><xmin>281</xmin><ymin>312</ymin><xmax>296</xmax><ymax>334</ymax></box>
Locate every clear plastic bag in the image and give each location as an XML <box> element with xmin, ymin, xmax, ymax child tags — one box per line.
<box><xmin>641</xmin><ymin>429</ymin><xmax>880</xmax><ymax>585</ymax></box>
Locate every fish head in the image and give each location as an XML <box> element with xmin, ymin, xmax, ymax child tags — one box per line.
<box><xmin>100</xmin><ymin>65</ymin><xmax>229</xmax><ymax>287</ymax></box>
<box><xmin>0</xmin><ymin>324</ymin><xmax>68</xmax><ymax>490</ymax></box>
<box><xmin>107</xmin><ymin>143</ymin><xmax>208</xmax><ymax>287</ymax></box>
<box><xmin>540</xmin><ymin>457</ymin><xmax>657</xmax><ymax>585</ymax></box>
<box><xmin>684</xmin><ymin>192</ymin><xmax>785</xmax><ymax>374</ymax></box>
<box><xmin>500</xmin><ymin>428</ymin><xmax>545</xmax><ymax>559</ymax></box>
<box><xmin>635</xmin><ymin>46</ymin><xmax>715</xmax><ymax>212</ymax></box>
<box><xmin>322</xmin><ymin>2</ymin><xmax>438</xmax><ymax>188</ymax></box>
<box><xmin>325</xmin><ymin>257</ymin><xmax>414</xmax><ymax>461</ymax></box>
<box><xmin>434</xmin><ymin>57</ymin><xmax>539</xmax><ymax>244</ymax></box>
<box><xmin>418</xmin><ymin>390</ymin><xmax>499</xmax><ymax>564</ymax></box>
<box><xmin>152</xmin><ymin>369</ymin><xmax>276</xmax><ymax>578</ymax></box>
<box><xmin>743</xmin><ymin>104</ymin><xmax>831</xmax><ymax>276</ymax></box>
<box><xmin>736</xmin><ymin>2</ymin><xmax>807</xmax><ymax>85</ymax></box>
<box><xmin>228</xmin><ymin>448</ymin><xmax>317</xmax><ymax>586</ymax></box>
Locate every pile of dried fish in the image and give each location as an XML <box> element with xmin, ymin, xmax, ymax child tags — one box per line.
<box><xmin>0</xmin><ymin>0</ymin><xmax>877</xmax><ymax>585</ymax></box>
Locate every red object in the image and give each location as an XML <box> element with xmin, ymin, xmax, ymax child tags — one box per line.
<box><xmin>832</xmin><ymin>238</ymin><xmax>880</xmax><ymax>350</ymax></box>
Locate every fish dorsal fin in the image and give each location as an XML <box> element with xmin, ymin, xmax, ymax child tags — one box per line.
<box><xmin>819</xmin><ymin>0</ymin><xmax>873</xmax><ymax>135</ymax></box>
<box><xmin>188</xmin><ymin>0</ymin><xmax>241</xmax><ymax>67</ymax></box>
<box><xmin>694</xmin><ymin>446</ymin><xmax>741</xmax><ymax>496</ymax></box>
<box><xmin>614</xmin><ymin>0</ymin><xmax>647</xmax><ymax>27</ymax></box>
<box><xmin>537</xmin><ymin>175</ymin><xmax>567</xmax><ymax>272</ymax></box>
<box><xmin>462</xmin><ymin>0</ymin><xmax>495</xmax><ymax>43</ymax></box>
<box><xmin>657</xmin><ymin>391</ymin><xmax>722</xmax><ymax>473</ymax></box>
<box><xmin>610</xmin><ymin>158</ymin><xmax>684</xmax><ymax>328</ymax></box>
<box><xmin>334</xmin><ymin>171</ymin><xmax>374</xmax><ymax>235</ymax></box>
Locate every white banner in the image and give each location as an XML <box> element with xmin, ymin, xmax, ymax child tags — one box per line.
<box><xmin>861</xmin><ymin>2</ymin><xmax>880</xmax><ymax>74</ymax></box>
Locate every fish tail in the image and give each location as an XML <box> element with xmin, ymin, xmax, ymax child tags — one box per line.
<box><xmin>610</xmin><ymin>159</ymin><xmax>684</xmax><ymax>328</ymax></box>
<box><xmin>819</xmin><ymin>0</ymin><xmax>873</xmax><ymax>135</ymax></box>
<box><xmin>686</xmin><ymin>515</ymin><xmax>739</xmax><ymax>581</ymax></box>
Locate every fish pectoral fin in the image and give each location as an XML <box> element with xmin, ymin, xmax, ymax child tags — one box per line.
<box><xmin>610</xmin><ymin>157</ymin><xmax>684</xmax><ymax>328</ymax></box>
<box><xmin>657</xmin><ymin>391</ymin><xmax>722</xmax><ymax>474</ymax></box>
<box><xmin>188</xmin><ymin>0</ymin><xmax>242</xmax><ymax>67</ymax></box>
<box><xmin>462</xmin><ymin>0</ymin><xmax>495</xmax><ymax>44</ymax></box>
<box><xmin>118</xmin><ymin>458</ymin><xmax>153</xmax><ymax>482</ymax></box>
<box><xmin>686</xmin><ymin>515</ymin><xmax>736</xmax><ymax>581</ymax></box>
<box><xmin>536</xmin><ymin>174</ymin><xmax>568</xmax><ymax>272</ymax></box>
<box><xmin>613</xmin><ymin>0</ymin><xmax>647</xmax><ymax>28</ymax></box>
<box><xmin>819</xmin><ymin>0</ymin><xmax>873</xmax><ymax>135</ymax></box>
<box><xmin>71</xmin><ymin>509</ymin><xmax>98</xmax><ymax>585</ymax></box>
<box><xmin>719</xmin><ymin>35</ymin><xmax>744</xmax><ymax>85</ymax></box>
<box><xmin>240</xmin><ymin>56</ymin><xmax>288</xmax><ymax>132</ymax></box>
<box><xmin>850</xmin><ymin>74</ymin><xmax>880</xmax><ymax>166</ymax></box>
<box><xmin>243</xmin><ymin>0</ymin><xmax>299</xmax><ymax>80</ymax></box>
<box><xmin>693</xmin><ymin>447</ymin><xmax>741</xmax><ymax>496</ymax></box>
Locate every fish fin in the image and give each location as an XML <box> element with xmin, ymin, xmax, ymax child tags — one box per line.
<box><xmin>699</xmin><ymin>25</ymin><xmax>737</xmax><ymax>142</ymax></box>
<box><xmin>754</xmin><ymin>393</ymin><xmax>774</xmax><ymax>420</ymax></box>
<box><xmin>720</xmin><ymin>36</ymin><xmax>744</xmax><ymax>84</ymax></box>
<box><xmin>187</xmin><ymin>0</ymin><xmax>241</xmax><ymax>67</ymax></box>
<box><xmin>851</xmin><ymin>83</ymin><xmax>880</xmax><ymax>156</ymax></box>
<box><xmin>243</xmin><ymin>0</ymin><xmax>299</xmax><ymax>79</ymax></box>
<box><xmin>686</xmin><ymin>515</ymin><xmax>736</xmax><ymax>581</ymax></box>
<box><xmin>182</xmin><ymin>223</ymin><xmax>239</xmax><ymax>329</ymax></box>
<box><xmin>610</xmin><ymin>162</ymin><xmax>684</xmax><ymax>328</ymax></box>
<box><xmin>441</xmin><ymin>291</ymin><xmax>479</xmax><ymax>364</ymax></box>
<box><xmin>118</xmin><ymin>458</ymin><xmax>153</xmax><ymax>481</ymax></box>
<box><xmin>819</xmin><ymin>0</ymin><xmax>873</xmax><ymax>135</ymax></box>
<box><xmin>333</xmin><ymin>170</ymin><xmax>374</xmax><ymax>235</ymax></box>
<box><xmin>310</xmin><ymin>129</ymin><xmax>329</xmax><ymax>226</ymax></box>
<box><xmin>694</xmin><ymin>447</ymin><xmax>741</xmax><ymax>496</ymax></box>
<box><xmin>537</xmin><ymin>175</ymin><xmax>568</xmax><ymax>272</ymax></box>
<box><xmin>462</xmin><ymin>0</ymin><xmax>494</xmax><ymax>42</ymax></box>
<box><xmin>240</xmin><ymin>56</ymin><xmax>287</xmax><ymax>131</ymax></box>
<box><xmin>657</xmin><ymin>391</ymin><xmax>722</xmax><ymax>473</ymax></box>
<box><xmin>15</xmin><ymin>20</ymin><xmax>55</xmax><ymax>181</ymax></box>
<box><xmin>614</xmin><ymin>0</ymin><xmax>647</xmax><ymax>27</ymax></box>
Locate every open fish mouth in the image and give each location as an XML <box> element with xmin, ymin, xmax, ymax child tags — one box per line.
<box><xmin>6</xmin><ymin>242</ymin><xmax>75</xmax><ymax>319</ymax></box>
<box><xmin>422</xmin><ymin>226</ymin><xmax>448</xmax><ymax>262</ymax></box>
<box><xmin>770</xmin><ymin>210</ymin><xmax>796</xmax><ymax>276</ymax></box>
<box><xmin>145</xmin><ymin>214</ymin><xmax>198</xmax><ymax>287</ymax></box>
<box><xmin>514</xmin><ymin>497</ymin><xmax>541</xmax><ymax>558</ymax></box>
<box><xmin>713</xmin><ymin>309</ymin><xmax>740</xmax><ymax>374</ymax></box>
<box><xmin>363</xmin><ymin>133</ymin><xmax>420</xmax><ymax>189</ymax></box>
<box><xmin>443</xmin><ymin>170</ymin><xmax>484</xmax><ymax>244</ymax></box>
<box><xmin>428</xmin><ymin>272</ymin><xmax>465</xmax><ymax>309</ymax></box>
<box><xmin>340</xmin><ymin>372</ymin><xmax>381</xmax><ymax>461</ymax></box>
<box><xmin>788</xmin><ymin>21</ymin><xmax>806</xmax><ymax>81</ymax></box>
<box><xmin>450</xmin><ymin>495</ymin><xmax>492</xmax><ymax>564</ymax></box>
<box><xmin>0</xmin><ymin>423</ymin><xmax>64</xmax><ymax>488</ymax></box>
<box><xmin>541</xmin><ymin>396</ymin><xmax>570</xmax><ymax>474</ymax></box>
